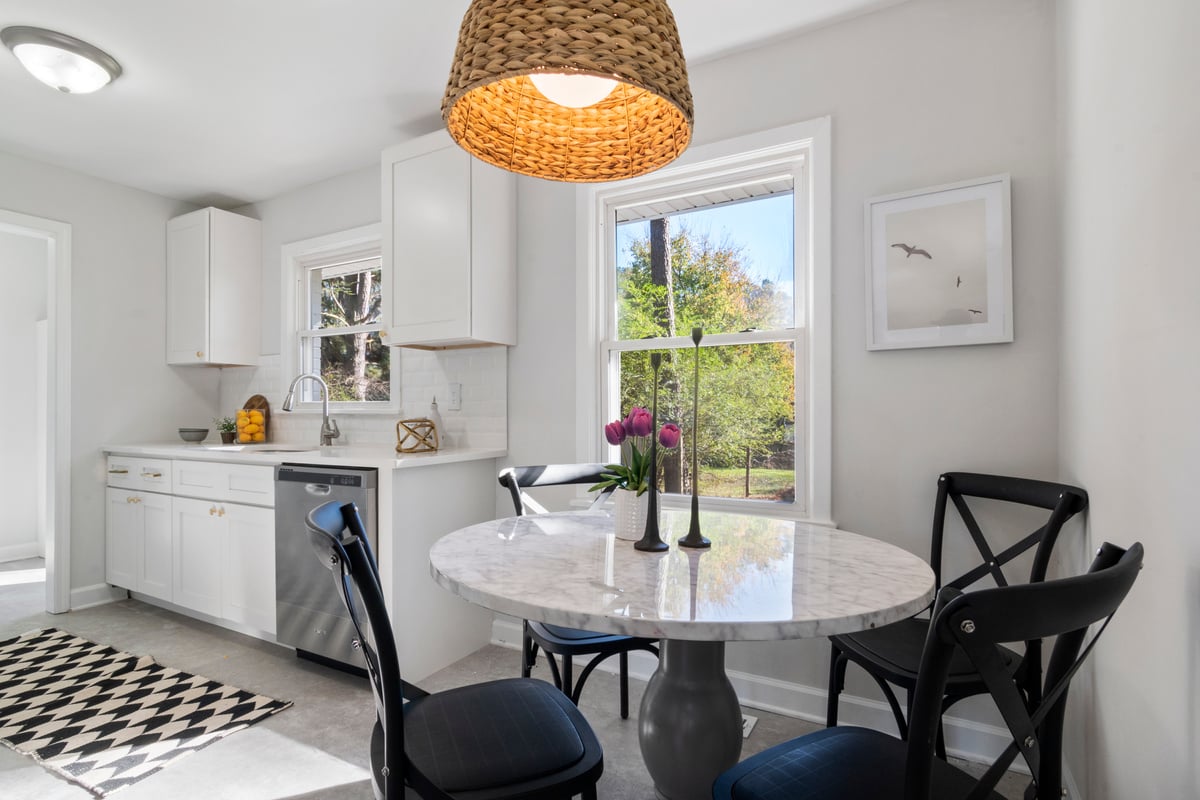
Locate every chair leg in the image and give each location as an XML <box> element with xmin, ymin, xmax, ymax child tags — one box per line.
<box><xmin>826</xmin><ymin>643</ymin><xmax>849</xmax><ymax>727</ymax></box>
<box><xmin>561</xmin><ymin>655</ymin><xmax>574</xmax><ymax>702</ymax></box>
<box><xmin>619</xmin><ymin>651</ymin><xmax>630</xmax><ymax>720</ymax></box>
<box><xmin>521</xmin><ymin>624</ymin><xmax>537</xmax><ymax>678</ymax></box>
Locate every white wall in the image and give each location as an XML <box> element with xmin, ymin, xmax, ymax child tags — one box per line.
<box><xmin>1058</xmin><ymin>0</ymin><xmax>1200</xmax><ymax>796</ymax></box>
<box><xmin>0</xmin><ymin>230</ymin><xmax>47</xmax><ymax>560</ymax></box>
<box><xmin>510</xmin><ymin>0</ymin><xmax>1062</xmax><ymax>738</ymax></box>
<box><xmin>0</xmin><ymin>151</ymin><xmax>217</xmax><ymax>597</ymax></box>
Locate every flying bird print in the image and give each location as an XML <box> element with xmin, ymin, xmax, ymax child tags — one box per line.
<box><xmin>891</xmin><ymin>243</ymin><xmax>932</xmax><ymax>259</ymax></box>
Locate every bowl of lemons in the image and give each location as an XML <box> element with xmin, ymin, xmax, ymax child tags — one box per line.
<box><xmin>236</xmin><ymin>408</ymin><xmax>268</xmax><ymax>443</ymax></box>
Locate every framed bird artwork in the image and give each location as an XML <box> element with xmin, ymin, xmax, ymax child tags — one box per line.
<box><xmin>864</xmin><ymin>174</ymin><xmax>1013</xmax><ymax>350</ymax></box>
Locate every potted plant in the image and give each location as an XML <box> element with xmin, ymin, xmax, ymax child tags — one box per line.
<box><xmin>590</xmin><ymin>407</ymin><xmax>681</xmax><ymax>539</ymax></box>
<box><xmin>214</xmin><ymin>416</ymin><xmax>237</xmax><ymax>445</ymax></box>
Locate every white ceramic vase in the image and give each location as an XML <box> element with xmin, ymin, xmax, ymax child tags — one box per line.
<box><xmin>613</xmin><ymin>489</ymin><xmax>650</xmax><ymax>541</ymax></box>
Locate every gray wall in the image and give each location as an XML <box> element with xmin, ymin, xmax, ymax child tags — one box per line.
<box><xmin>0</xmin><ymin>230</ymin><xmax>47</xmax><ymax>557</ymax></box>
<box><xmin>1058</xmin><ymin>0</ymin><xmax>1200</xmax><ymax>796</ymax></box>
<box><xmin>0</xmin><ymin>151</ymin><xmax>215</xmax><ymax>594</ymax></box>
<box><xmin>236</xmin><ymin>164</ymin><xmax>380</xmax><ymax>356</ymax></box>
<box><xmin>510</xmin><ymin>0</ymin><xmax>1061</xmax><ymax>721</ymax></box>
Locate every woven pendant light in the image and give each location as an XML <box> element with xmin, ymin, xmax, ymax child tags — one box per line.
<box><xmin>443</xmin><ymin>0</ymin><xmax>694</xmax><ymax>183</ymax></box>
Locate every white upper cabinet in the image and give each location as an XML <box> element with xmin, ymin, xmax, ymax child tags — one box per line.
<box><xmin>166</xmin><ymin>207</ymin><xmax>262</xmax><ymax>365</ymax></box>
<box><xmin>382</xmin><ymin>131</ymin><xmax>516</xmax><ymax>348</ymax></box>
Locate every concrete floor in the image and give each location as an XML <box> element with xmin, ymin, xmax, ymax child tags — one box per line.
<box><xmin>0</xmin><ymin>567</ymin><xmax>1030</xmax><ymax>799</ymax></box>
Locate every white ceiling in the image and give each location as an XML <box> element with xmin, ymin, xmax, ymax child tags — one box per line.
<box><xmin>0</xmin><ymin>1</ymin><xmax>899</xmax><ymax>206</ymax></box>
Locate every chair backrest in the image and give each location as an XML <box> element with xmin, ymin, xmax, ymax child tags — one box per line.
<box><xmin>307</xmin><ymin>500</ymin><xmax>412</xmax><ymax>800</ymax></box>
<box><xmin>498</xmin><ymin>464</ymin><xmax>614</xmax><ymax>516</ymax></box>
<box><xmin>902</xmin><ymin>540</ymin><xmax>1143</xmax><ymax>800</ymax></box>
<box><xmin>931</xmin><ymin>472</ymin><xmax>1089</xmax><ymax>594</ymax></box>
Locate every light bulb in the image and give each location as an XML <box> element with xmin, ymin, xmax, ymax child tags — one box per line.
<box><xmin>530</xmin><ymin>73</ymin><xmax>617</xmax><ymax>109</ymax></box>
<box><xmin>12</xmin><ymin>41</ymin><xmax>113</xmax><ymax>93</ymax></box>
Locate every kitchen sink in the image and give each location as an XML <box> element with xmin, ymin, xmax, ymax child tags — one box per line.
<box><xmin>200</xmin><ymin>445</ymin><xmax>318</xmax><ymax>453</ymax></box>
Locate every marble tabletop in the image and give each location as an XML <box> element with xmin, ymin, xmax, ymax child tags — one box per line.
<box><xmin>429</xmin><ymin>508</ymin><xmax>935</xmax><ymax>642</ymax></box>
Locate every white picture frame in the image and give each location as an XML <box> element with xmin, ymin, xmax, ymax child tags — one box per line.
<box><xmin>864</xmin><ymin>174</ymin><xmax>1012</xmax><ymax>350</ymax></box>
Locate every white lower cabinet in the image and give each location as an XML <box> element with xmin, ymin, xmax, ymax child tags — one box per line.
<box><xmin>105</xmin><ymin>488</ymin><xmax>172</xmax><ymax>602</ymax></box>
<box><xmin>172</xmin><ymin>496</ymin><xmax>226</xmax><ymax>618</ymax></box>
<box><xmin>107</xmin><ymin>456</ymin><xmax>276</xmax><ymax>636</ymax></box>
<box><xmin>222</xmin><ymin>503</ymin><xmax>276</xmax><ymax>632</ymax></box>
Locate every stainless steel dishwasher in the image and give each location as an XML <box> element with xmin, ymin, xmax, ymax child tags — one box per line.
<box><xmin>275</xmin><ymin>464</ymin><xmax>378</xmax><ymax>671</ymax></box>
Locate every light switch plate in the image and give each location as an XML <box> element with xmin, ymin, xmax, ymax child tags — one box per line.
<box><xmin>447</xmin><ymin>382</ymin><xmax>462</xmax><ymax>411</ymax></box>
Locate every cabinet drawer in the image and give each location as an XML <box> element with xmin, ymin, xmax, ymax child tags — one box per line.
<box><xmin>106</xmin><ymin>457</ymin><xmax>172</xmax><ymax>492</ymax></box>
<box><xmin>172</xmin><ymin>460</ymin><xmax>274</xmax><ymax>506</ymax></box>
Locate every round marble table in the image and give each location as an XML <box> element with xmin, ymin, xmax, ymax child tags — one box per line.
<box><xmin>429</xmin><ymin>508</ymin><xmax>934</xmax><ymax>800</ymax></box>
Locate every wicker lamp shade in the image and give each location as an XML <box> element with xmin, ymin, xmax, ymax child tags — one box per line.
<box><xmin>443</xmin><ymin>0</ymin><xmax>693</xmax><ymax>183</ymax></box>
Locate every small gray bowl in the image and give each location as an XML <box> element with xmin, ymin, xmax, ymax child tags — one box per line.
<box><xmin>178</xmin><ymin>427</ymin><xmax>209</xmax><ymax>443</ymax></box>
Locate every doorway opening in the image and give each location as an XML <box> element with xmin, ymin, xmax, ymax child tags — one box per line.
<box><xmin>0</xmin><ymin>208</ymin><xmax>71</xmax><ymax>614</ymax></box>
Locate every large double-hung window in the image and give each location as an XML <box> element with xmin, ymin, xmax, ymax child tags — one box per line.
<box><xmin>584</xmin><ymin>121</ymin><xmax>831</xmax><ymax>520</ymax></box>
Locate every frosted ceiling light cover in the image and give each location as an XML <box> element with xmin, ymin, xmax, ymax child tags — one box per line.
<box><xmin>1</xmin><ymin>26</ymin><xmax>122</xmax><ymax>94</ymax></box>
<box><xmin>529</xmin><ymin>73</ymin><xmax>617</xmax><ymax>108</ymax></box>
<box><xmin>443</xmin><ymin>0</ymin><xmax>694</xmax><ymax>183</ymax></box>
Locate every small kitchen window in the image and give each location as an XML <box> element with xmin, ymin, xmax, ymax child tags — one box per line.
<box><xmin>282</xmin><ymin>223</ymin><xmax>399</xmax><ymax>413</ymax></box>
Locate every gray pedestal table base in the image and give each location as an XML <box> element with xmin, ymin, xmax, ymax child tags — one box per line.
<box><xmin>639</xmin><ymin>640</ymin><xmax>743</xmax><ymax>800</ymax></box>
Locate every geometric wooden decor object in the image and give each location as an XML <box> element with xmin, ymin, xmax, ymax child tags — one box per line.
<box><xmin>396</xmin><ymin>418</ymin><xmax>439</xmax><ymax>453</ymax></box>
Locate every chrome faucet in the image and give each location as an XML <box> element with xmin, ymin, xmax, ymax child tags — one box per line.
<box><xmin>282</xmin><ymin>373</ymin><xmax>340</xmax><ymax>446</ymax></box>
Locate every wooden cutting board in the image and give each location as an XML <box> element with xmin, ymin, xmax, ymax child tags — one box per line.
<box><xmin>241</xmin><ymin>394</ymin><xmax>270</xmax><ymax>443</ymax></box>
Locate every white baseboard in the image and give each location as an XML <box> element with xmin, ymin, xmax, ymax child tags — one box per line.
<box><xmin>0</xmin><ymin>542</ymin><xmax>41</xmax><ymax>563</ymax></box>
<box><xmin>70</xmin><ymin>583</ymin><xmax>128</xmax><ymax>610</ymax></box>
<box><xmin>492</xmin><ymin>617</ymin><xmax>1034</xmax><ymax>773</ymax></box>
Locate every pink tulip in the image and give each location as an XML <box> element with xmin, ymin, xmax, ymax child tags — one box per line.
<box><xmin>623</xmin><ymin>407</ymin><xmax>653</xmax><ymax>437</ymax></box>
<box><xmin>658</xmin><ymin>422</ymin><xmax>682</xmax><ymax>449</ymax></box>
<box><xmin>604</xmin><ymin>420</ymin><xmax>627</xmax><ymax>445</ymax></box>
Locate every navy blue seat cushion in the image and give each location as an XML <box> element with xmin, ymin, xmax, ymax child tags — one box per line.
<box><xmin>837</xmin><ymin>619</ymin><xmax>1020</xmax><ymax>684</ymax></box>
<box><xmin>712</xmin><ymin>727</ymin><xmax>1003</xmax><ymax>800</ymax></box>
<box><xmin>403</xmin><ymin>678</ymin><xmax>586</xmax><ymax>793</ymax></box>
<box><xmin>538</xmin><ymin>623</ymin><xmax>611</xmax><ymax>641</ymax></box>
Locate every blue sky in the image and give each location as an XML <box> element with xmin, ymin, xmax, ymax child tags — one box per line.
<box><xmin>615</xmin><ymin>193</ymin><xmax>795</xmax><ymax>325</ymax></box>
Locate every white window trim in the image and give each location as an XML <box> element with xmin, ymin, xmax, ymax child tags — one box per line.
<box><xmin>280</xmin><ymin>223</ymin><xmax>399</xmax><ymax>414</ymax></box>
<box><xmin>575</xmin><ymin>118</ymin><xmax>832</xmax><ymax>524</ymax></box>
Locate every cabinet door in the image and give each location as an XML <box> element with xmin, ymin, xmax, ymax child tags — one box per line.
<box><xmin>172</xmin><ymin>496</ymin><xmax>225</xmax><ymax>617</ymax></box>
<box><xmin>223</xmin><ymin>503</ymin><xmax>276</xmax><ymax>633</ymax></box>
<box><xmin>138</xmin><ymin>492</ymin><xmax>173</xmax><ymax>601</ymax></box>
<box><xmin>166</xmin><ymin>210</ymin><xmax>210</xmax><ymax>364</ymax></box>
<box><xmin>105</xmin><ymin>488</ymin><xmax>141</xmax><ymax>590</ymax></box>
<box><xmin>388</xmin><ymin>143</ymin><xmax>472</xmax><ymax>343</ymax></box>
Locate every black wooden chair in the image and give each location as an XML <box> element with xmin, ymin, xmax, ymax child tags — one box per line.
<box><xmin>307</xmin><ymin>500</ymin><xmax>603</xmax><ymax>800</ymax></box>
<box><xmin>499</xmin><ymin>465</ymin><xmax>660</xmax><ymax>719</ymax></box>
<box><xmin>716</xmin><ymin>540</ymin><xmax>1142</xmax><ymax>800</ymax></box>
<box><xmin>827</xmin><ymin>472</ymin><xmax>1088</xmax><ymax>756</ymax></box>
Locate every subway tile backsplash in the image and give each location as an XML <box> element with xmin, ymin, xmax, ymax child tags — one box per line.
<box><xmin>218</xmin><ymin>348</ymin><xmax>507</xmax><ymax>451</ymax></box>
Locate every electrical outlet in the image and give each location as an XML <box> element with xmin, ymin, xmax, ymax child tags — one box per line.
<box><xmin>447</xmin><ymin>382</ymin><xmax>462</xmax><ymax>411</ymax></box>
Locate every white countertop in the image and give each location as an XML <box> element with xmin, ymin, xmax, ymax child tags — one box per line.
<box><xmin>104</xmin><ymin>442</ymin><xmax>506</xmax><ymax>470</ymax></box>
<box><xmin>429</xmin><ymin>508</ymin><xmax>935</xmax><ymax>642</ymax></box>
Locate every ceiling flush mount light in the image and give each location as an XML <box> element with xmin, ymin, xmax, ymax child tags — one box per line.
<box><xmin>443</xmin><ymin>0</ymin><xmax>693</xmax><ymax>183</ymax></box>
<box><xmin>1</xmin><ymin>26</ymin><xmax>122</xmax><ymax>94</ymax></box>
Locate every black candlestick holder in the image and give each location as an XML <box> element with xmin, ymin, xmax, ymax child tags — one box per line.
<box><xmin>679</xmin><ymin>327</ymin><xmax>710</xmax><ymax>548</ymax></box>
<box><xmin>635</xmin><ymin>352</ymin><xmax>669</xmax><ymax>552</ymax></box>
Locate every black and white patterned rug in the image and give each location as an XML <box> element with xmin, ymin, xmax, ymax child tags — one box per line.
<box><xmin>0</xmin><ymin>628</ymin><xmax>291</xmax><ymax>796</ymax></box>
